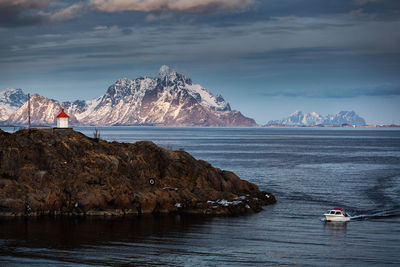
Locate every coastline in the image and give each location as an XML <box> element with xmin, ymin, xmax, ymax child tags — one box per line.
<box><xmin>0</xmin><ymin>128</ymin><xmax>276</xmax><ymax>217</ymax></box>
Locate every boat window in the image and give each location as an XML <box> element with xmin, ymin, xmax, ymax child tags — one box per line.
<box><xmin>330</xmin><ymin>211</ymin><xmax>335</xmax><ymax>214</ymax></box>
<box><xmin>335</xmin><ymin>211</ymin><xmax>342</xmax><ymax>215</ymax></box>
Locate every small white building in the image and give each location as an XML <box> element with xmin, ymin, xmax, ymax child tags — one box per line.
<box><xmin>56</xmin><ymin>108</ymin><xmax>69</xmax><ymax>128</ymax></box>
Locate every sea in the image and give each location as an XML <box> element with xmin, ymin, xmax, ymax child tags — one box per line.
<box><xmin>1</xmin><ymin>127</ymin><xmax>399</xmax><ymax>266</ymax></box>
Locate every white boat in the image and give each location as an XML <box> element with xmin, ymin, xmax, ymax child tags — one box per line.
<box><xmin>324</xmin><ymin>208</ymin><xmax>350</xmax><ymax>222</ymax></box>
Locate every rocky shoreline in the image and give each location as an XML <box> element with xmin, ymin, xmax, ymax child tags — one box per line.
<box><xmin>0</xmin><ymin>128</ymin><xmax>275</xmax><ymax>217</ymax></box>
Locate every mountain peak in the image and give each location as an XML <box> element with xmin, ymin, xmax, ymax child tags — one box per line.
<box><xmin>338</xmin><ymin>110</ymin><xmax>355</xmax><ymax>116</ymax></box>
<box><xmin>267</xmin><ymin>110</ymin><xmax>366</xmax><ymax>126</ymax></box>
<box><xmin>326</xmin><ymin>110</ymin><xmax>366</xmax><ymax>125</ymax></box>
<box><xmin>158</xmin><ymin>65</ymin><xmax>172</xmax><ymax>78</ymax></box>
<box><xmin>3</xmin><ymin>67</ymin><xmax>256</xmax><ymax>127</ymax></box>
<box><xmin>290</xmin><ymin>110</ymin><xmax>303</xmax><ymax>116</ymax></box>
<box><xmin>1</xmin><ymin>87</ymin><xmax>23</xmax><ymax>95</ymax></box>
<box><xmin>116</xmin><ymin>77</ymin><xmax>129</xmax><ymax>83</ymax></box>
<box><xmin>79</xmin><ymin>65</ymin><xmax>251</xmax><ymax>125</ymax></box>
<box><xmin>0</xmin><ymin>87</ymin><xmax>29</xmax><ymax>110</ymax></box>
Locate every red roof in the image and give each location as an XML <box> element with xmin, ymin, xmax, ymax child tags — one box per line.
<box><xmin>56</xmin><ymin>108</ymin><xmax>69</xmax><ymax>118</ymax></box>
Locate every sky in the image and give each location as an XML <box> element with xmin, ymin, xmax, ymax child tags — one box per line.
<box><xmin>0</xmin><ymin>0</ymin><xmax>399</xmax><ymax>124</ymax></box>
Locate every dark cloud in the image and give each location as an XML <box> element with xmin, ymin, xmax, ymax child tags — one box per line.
<box><xmin>353</xmin><ymin>0</ymin><xmax>380</xmax><ymax>5</ymax></box>
<box><xmin>0</xmin><ymin>13</ymin><xmax>44</xmax><ymax>27</ymax></box>
<box><xmin>349</xmin><ymin>85</ymin><xmax>400</xmax><ymax>97</ymax></box>
<box><xmin>239</xmin><ymin>47</ymin><xmax>354</xmax><ymax>64</ymax></box>
<box><xmin>120</xmin><ymin>28</ymin><xmax>133</xmax><ymax>35</ymax></box>
<box><xmin>0</xmin><ymin>0</ymin><xmax>52</xmax><ymax>27</ymax></box>
<box><xmin>260</xmin><ymin>85</ymin><xmax>400</xmax><ymax>98</ymax></box>
<box><xmin>1</xmin><ymin>0</ymin><xmax>400</xmax><ymax>28</ymax></box>
<box><xmin>0</xmin><ymin>0</ymin><xmax>256</xmax><ymax>27</ymax></box>
<box><xmin>0</xmin><ymin>0</ymin><xmax>52</xmax><ymax>12</ymax></box>
<box><xmin>88</xmin><ymin>0</ymin><xmax>254</xmax><ymax>13</ymax></box>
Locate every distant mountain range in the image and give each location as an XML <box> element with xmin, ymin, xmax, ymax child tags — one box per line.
<box><xmin>267</xmin><ymin>110</ymin><xmax>366</xmax><ymax>126</ymax></box>
<box><xmin>0</xmin><ymin>68</ymin><xmax>369</xmax><ymax>127</ymax></box>
<box><xmin>0</xmin><ymin>66</ymin><xmax>256</xmax><ymax>127</ymax></box>
<box><xmin>0</xmin><ymin>88</ymin><xmax>28</xmax><ymax>121</ymax></box>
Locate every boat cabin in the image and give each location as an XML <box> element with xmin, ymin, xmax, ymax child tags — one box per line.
<box><xmin>327</xmin><ymin>208</ymin><xmax>348</xmax><ymax>216</ymax></box>
<box><xmin>328</xmin><ymin>210</ymin><xmax>344</xmax><ymax>215</ymax></box>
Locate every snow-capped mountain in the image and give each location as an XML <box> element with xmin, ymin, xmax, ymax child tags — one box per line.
<box><xmin>268</xmin><ymin>111</ymin><xmax>324</xmax><ymax>126</ymax></box>
<box><xmin>267</xmin><ymin>110</ymin><xmax>366</xmax><ymax>126</ymax></box>
<box><xmin>324</xmin><ymin>111</ymin><xmax>366</xmax><ymax>125</ymax></box>
<box><xmin>78</xmin><ymin>65</ymin><xmax>254</xmax><ymax>126</ymax></box>
<box><xmin>2</xmin><ymin>66</ymin><xmax>256</xmax><ymax>126</ymax></box>
<box><xmin>0</xmin><ymin>88</ymin><xmax>28</xmax><ymax>121</ymax></box>
<box><xmin>7</xmin><ymin>94</ymin><xmax>78</xmax><ymax>125</ymax></box>
<box><xmin>61</xmin><ymin>98</ymin><xmax>101</xmax><ymax>121</ymax></box>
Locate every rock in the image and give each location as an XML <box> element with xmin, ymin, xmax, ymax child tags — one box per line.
<box><xmin>0</xmin><ymin>128</ymin><xmax>275</xmax><ymax>217</ymax></box>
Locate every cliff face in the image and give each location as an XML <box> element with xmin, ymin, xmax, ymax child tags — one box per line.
<box><xmin>0</xmin><ymin>129</ymin><xmax>275</xmax><ymax>216</ymax></box>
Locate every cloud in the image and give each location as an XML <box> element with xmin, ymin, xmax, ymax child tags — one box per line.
<box><xmin>0</xmin><ymin>0</ymin><xmax>52</xmax><ymax>11</ymax></box>
<box><xmin>43</xmin><ymin>2</ymin><xmax>89</xmax><ymax>23</ymax></box>
<box><xmin>0</xmin><ymin>0</ymin><xmax>52</xmax><ymax>27</ymax></box>
<box><xmin>260</xmin><ymin>85</ymin><xmax>400</xmax><ymax>98</ymax></box>
<box><xmin>315</xmin><ymin>85</ymin><xmax>400</xmax><ymax>98</ymax></box>
<box><xmin>356</xmin><ymin>85</ymin><xmax>400</xmax><ymax>97</ymax></box>
<box><xmin>120</xmin><ymin>28</ymin><xmax>133</xmax><ymax>34</ymax></box>
<box><xmin>49</xmin><ymin>2</ymin><xmax>90</xmax><ymax>23</ymax></box>
<box><xmin>353</xmin><ymin>0</ymin><xmax>380</xmax><ymax>5</ymax></box>
<box><xmin>0</xmin><ymin>0</ymin><xmax>91</xmax><ymax>26</ymax></box>
<box><xmin>47</xmin><ymin>0</ymin><xmax>256</xmax><ymax>23</ymax></box>
<box><xmin>94</xmin><ymin>25</ymin><xmax>109</xmax><ymax>30</ymax></box>
<box><xmin>145</xmin><ymin>12</ymin><xmax>174</xmax><ymax>22</ymax></box>
<box><xmin>0</xmin><ymin>0</ymin><xmax>255</xmax><ymax>27</ymax></box>
<box><xmin>89</xmin><ymin>0</ymin><xmax>254</xmax><ymax>13</ymax></box>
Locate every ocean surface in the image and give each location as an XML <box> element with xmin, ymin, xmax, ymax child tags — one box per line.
<box><xmin>1</xmin><ymin>127</ymin><xmax>400</xmax><ymax>266</ymax></box>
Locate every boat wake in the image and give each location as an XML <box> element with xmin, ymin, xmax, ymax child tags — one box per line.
<box><xmin>321</xmin><ymin>208</ymin><xmax>400</xmax><ymax>222</ymax></box>
<box><xmin>349</xmin><ymin>209</ymin><xmax>400</xmax><ymax>220</ymax></box>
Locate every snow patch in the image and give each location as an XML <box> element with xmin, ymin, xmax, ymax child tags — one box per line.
<box><xmin>186</xmin><ymin>84</ymin><xmax>229</xmax><ymax>111</ymax></box>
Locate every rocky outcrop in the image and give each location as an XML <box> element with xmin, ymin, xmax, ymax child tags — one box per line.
<box><xmin>0</xmin><ymin>129</ymin><xmax>275</xmax><ymax>217</ymax></box>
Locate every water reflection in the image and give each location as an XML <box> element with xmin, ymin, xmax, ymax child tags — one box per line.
<box><xmin>0</xmin><ymin>215</ymin><xmax>210</xmax><ymax>249</ymax></box>
<box><xmin>324</xmin><ymin>221</ymin><xmax>348</xmax><ymax>235</ymax></box>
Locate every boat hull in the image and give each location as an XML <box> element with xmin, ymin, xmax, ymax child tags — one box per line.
<box><xmin>324</xmin><ymin>214</ymin><xmax>350</xmax><ymax>222</ymax></box>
